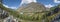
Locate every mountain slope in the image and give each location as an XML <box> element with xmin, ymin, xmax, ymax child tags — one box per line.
<box><xmin>17</xmin><ymin>2</ymin><xmax>47</xmax><ymax>21</ymax></box>
<box><xmin>17</xmin><ymin>2</ymin><xmax>46</xmax><ymax>12</ymax></box>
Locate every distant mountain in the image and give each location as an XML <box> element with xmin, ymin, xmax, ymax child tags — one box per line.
<box><xmin>17</xmin><ymin>2</ymin><xmax>47</xmax><ymax>21</ymax></box>
<box><xmin>17</xmin><ymin>2</ymin><xmax>46</xmax><ymax>13</ymax></box>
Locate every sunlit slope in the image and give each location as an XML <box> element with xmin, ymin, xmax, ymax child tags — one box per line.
<box><xmin>17</xmin><ymin>2</ymin><xmax>46</xmax><ymax>12</ymax></box>
<box><xmin>17</xmin><ymin>2</ymin><xmax>47</xmax><ymax>21</ymax></box>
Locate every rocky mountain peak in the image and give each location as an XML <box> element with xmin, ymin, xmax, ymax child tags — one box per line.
<box><xmin>17</xmin><ymin>2</ymin><xmax>46</xmax><ymax>13</ymax></box>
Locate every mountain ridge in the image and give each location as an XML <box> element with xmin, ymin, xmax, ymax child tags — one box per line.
<box><xmin>17</xmin><ymin>2</ymin><xmax>46</xmax><ymax>12</ymax></box>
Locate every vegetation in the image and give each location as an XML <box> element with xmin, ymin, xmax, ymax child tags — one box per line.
<box><xmin>0</xmin><ymin>3</ymin><xmax>20</xmax><ymax>18</ymax></box>
<box><xmin>0</xmin><ymin>3</ymin><xmax>60</xmax><ymax>22</ymax></box>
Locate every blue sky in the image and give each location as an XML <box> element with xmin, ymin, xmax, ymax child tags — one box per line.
<box><xmin>2</xmin><ymin>0</ymin><xmax>60</xmax><ymax>9</ymax></box>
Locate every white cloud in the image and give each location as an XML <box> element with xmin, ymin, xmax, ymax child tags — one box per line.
<box><xmin>54</xmin><ymin>0</ymin><xmax>60</xmax><ymax>3</ymax></box>
<box><xmin>27</xmin><ymin>0</ymin><xmax>37</xmax><ymax>3</ymax></box>
<box><xmin>45</xmin><ymin>4</ymin><xmax>54</xmax><ymax>8</ymax></box>
<box><xmin>9</xmin><ymin>7</ymin><xmax>17</xmax><ymax>9</ymax></box>
<box><xmin>3</xmin><ymin>4</ymin><xmax>17</xmax><ymax>9</ymax></box>
<box><xmin>22</xmin><ymin>0</ymin><xmax>37</xmax><ymax>3</ymax></box>
<box><xmin>20</xmin><ymin>0</ymin><xmax>37</xmax><ymax>6</ymax></box>
<box><xmin>3</xmin><ymin>4</ymin><xmax>9</xmax><ymax>8</ymax></box>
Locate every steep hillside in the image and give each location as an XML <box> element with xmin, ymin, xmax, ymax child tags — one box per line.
<box><xmin>17</xmin><ymin>2</ymin><xmax>46</xmax><ymax>12</ymax></box>
<box><xmin>44</xmin><ymin>4</ymin><xmax>60</xmax><ymax>22</ymax></box>
<box><xmin>17</xmin><ymin>2</ymin><xmax>47</xmax><ymax>21</ymax></box>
